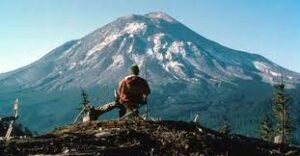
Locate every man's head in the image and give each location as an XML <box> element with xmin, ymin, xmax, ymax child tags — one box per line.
<box><xmin>130</xmin><ymin>64</ymin><xmax>140</xmax><ymax>75</ymax></box>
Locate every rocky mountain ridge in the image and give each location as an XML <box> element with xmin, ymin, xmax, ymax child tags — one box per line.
<box><xmin>0</xmin><ymin>12</ymin><xmax>299</xmax><ymax>91</ymax></box>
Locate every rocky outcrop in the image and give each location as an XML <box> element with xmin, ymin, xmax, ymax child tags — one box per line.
<box><xmin>0</xmin><ymin>119</ymin><xmax>299</xmax><ymax>156</ymax></box>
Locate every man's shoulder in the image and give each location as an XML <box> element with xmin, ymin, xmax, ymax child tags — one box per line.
<box><xmin>123</xmin><ymin>75</ymin><xmax>147</xmax><ymax>83</ymax></box>
<box><xmin>138</xmin><ymin>77</ymin><xmax>147</xmax><ymax>82</ymax></box>
<box><xmin>124</xmin><ymin>75</ymin><xmax>136</xmax><ymax>80</ymax></box>
<box><xmin>136</xmin><ymin>77</ymin><xmax>148</xmax><ymax>86</ymax></box>
<box><xmin>135</xmin><ymin>76</ymin><xmax>147</xmax><ymax>82</ymax></box>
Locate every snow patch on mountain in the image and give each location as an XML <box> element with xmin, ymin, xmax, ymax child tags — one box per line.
<box><xmin>253</xmin><ymin>61</ymin><xmax>282</xmax><ymax>77</ymax></box>
<box><xmin>269</xmin><ymin>70</ymin><xmax>281</xmax><ymax>77</ymax></box>
<box><xmin>147</xmin><ymin>48</ymin><xmax>163</xmax><ymax>61</ymax></box>
<box><xmin>254</xmin><ymin>61</ymin><xmax>270</xmax><ymax>72</ymax></box>
<box><xmin>87</xmin><ymin>34</ymin><xmax>120</xmax><ymax>57</ymax></box>
<box><xmin>110</xmin><ymin>55</ymin><xmax>125</xmax><ymax>69</ymax></box>
<box><xmin>128</xmin><ymin>42</ymin><xmax>134</xmax><ymax>53</ymax></box>
<box><xmin>69</xmin><ymin>62</ymin><xmax>77</xmax><ymax>70</ymax></box>
<box><xmin>123</xmin><ymin>22</ymin><xmax>147</xmax><ymax>34</ymax></box>
<box><xmin>252</xmin><ymin>61</ymin><xmax>298</xmax><ymax>86</ymax></box>
<box><xmin>59</xmin><ymin>40</ymin><xmax>82</xmax><ymax>59</ymax></box>
<box><xmin>287</xmin><ymin>76</ymin><xmax>294</xmax><ymax>80</ymax></box>
<box><xmin>166</xmin><ymin>41</ymin><xmax>187</xmax><ymax>60</ymax></box>
<box><xmin>226</xmin><ymin>66</ymin><xmax>252</xmax><ymax>80</ymax></box>
<box><xmin>165</xmin><ymin>61</ymin><xmax>185</xmax><ymax>79</ymax></box>
<box><xmin>153</xmin><ymin>33</ymin><xmax>168</xmax><ymax>54</ymax></box>
<box><xmin>146</xmin><ymin>11</ymin><xmax>177</xmax><ymax>23</ymax></box>
<box><xmin>87</xmin><ymin>22</ymin><xmax>146</xmax><ymax>57</ymax></box>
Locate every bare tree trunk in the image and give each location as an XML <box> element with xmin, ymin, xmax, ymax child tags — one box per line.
<box><xmin>87</xmin><ymin>101</ymin><xmax>118</xmax><ymax>121</ymax></box>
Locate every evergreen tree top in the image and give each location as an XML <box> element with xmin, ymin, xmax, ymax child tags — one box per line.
<box><xmin>80</xmin><ymin>89</ymin><xmax>90</xmax><ymax>107</ymax></box>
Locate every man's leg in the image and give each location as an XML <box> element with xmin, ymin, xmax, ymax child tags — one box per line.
<box><xmin>118</xmin><ymin>104</ymin><xmax>127</xmax><ymax>118</ymax></box>
<box><xmin>125</xmin><ymin>104</ymin><xmax>139</xmax><ymax>118</ymax></box>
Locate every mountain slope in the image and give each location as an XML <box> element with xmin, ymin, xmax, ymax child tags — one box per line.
<box><xmin>0</xmin><ymin>12</ymin><xmax>299</xmax><ymax>91</ymax></box>
<box><xmin>0</xmin><ymin>12</ymin><xmax>299</xmax><ymax>140</ymax></box>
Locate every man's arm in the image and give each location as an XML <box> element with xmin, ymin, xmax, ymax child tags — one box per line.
<box><xmin>141</xmin><ymin>79</ymin><xmax>150</xmax><ymax>104</ymax></box>
<box><xmin>144</xmin><ymin>80</ymin><xmax>151</xmax><ymax>95</ymax></box>
<box><xmin>117</xmin><ymin>79</ymin><xmax>124</xmax><ymax>99</ymax></box>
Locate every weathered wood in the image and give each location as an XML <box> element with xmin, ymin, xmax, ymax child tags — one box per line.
<box><xmin>5</xmin><ymin>98</ymin><xmax>19</xmax><ymax>140</ymax></box>
<box><xmin>83</xmin><ymin>101</ymin><xmax>118</xmax><ymax>122</ymax></box>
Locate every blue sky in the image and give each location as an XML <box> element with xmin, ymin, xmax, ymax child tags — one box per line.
<box><xmin>0</xmin><ymin>0</ymin><xmax>299</xmax><ymax>73</ymax></box>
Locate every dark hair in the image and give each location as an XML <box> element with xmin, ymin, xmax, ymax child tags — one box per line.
<box><xmin>131</xmin><ymin>65</ymin><xmax>140</xmax><ymax>75</ymax></box>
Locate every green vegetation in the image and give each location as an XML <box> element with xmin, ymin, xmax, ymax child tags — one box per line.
<box><xmin>259</xmin><ymin>114</ymin><xmax>274</xmax><ymax>141</ymax></box>
<box><xmin>80</xmin><ymin>88</ymin><xmax>90</xmax><ymax>107</ymax></box>
<box><xmin>272</xmin><ymin>83</ymin><xmax>294</xmax><ymax>144</ymax></box>
<box><xmin>219</xmin><ymin>120</ymin><xmax>232</xmax><ymax>135</ymax></box>
<box><xmin>258</xmin><ymin>81</ymin><xmax>296</xmax><ymax>144</ymax></box>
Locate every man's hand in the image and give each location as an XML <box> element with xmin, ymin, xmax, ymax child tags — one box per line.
<box><xmin>141</xmin><ymin>94</ymin><xmax>148</xmax><ymax>105</ymax></box>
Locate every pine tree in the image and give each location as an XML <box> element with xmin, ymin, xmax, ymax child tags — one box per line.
<box><xmin>259</xmin><ymin>114</ymin><xmax>273</xmax><ymax>141</ymax></box>
<box><xmin>80</xmin><ymin>88</ymin><xmax>91</xmax><ymax>118</ymax></box>
<box><xmin>80</xmin><ymin>89</ymin><xmax>90</xmax><ymax>107</ymax></box>
<box><xmin>272</xmin><ymin>82</ymin><xmax>294</xmax><ymax>143</ymax></box>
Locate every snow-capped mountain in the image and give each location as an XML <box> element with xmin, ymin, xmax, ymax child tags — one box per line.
<box><xmin>0</xmin><ymin>11</ymin><xmax>299</xmax><ymax>91</ymax></box>
<box><xmin>0</xmin><ymin>12</ymin><xmax>299</xmax><ymax>137</ymax></box>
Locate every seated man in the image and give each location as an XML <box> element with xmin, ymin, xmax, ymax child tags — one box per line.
<box><xmin>117</xmin><ymin>65</ymin><xmax>150</xmax><ymax>118</ymax></box>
